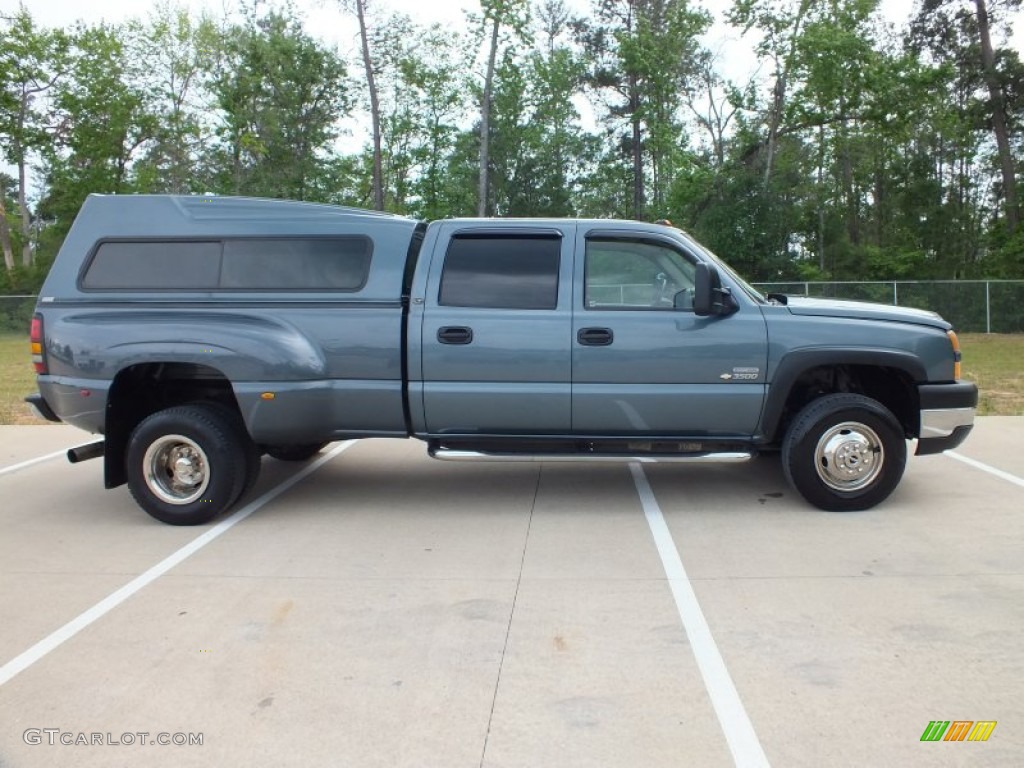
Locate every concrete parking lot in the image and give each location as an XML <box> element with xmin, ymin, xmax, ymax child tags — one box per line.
<box><xmin>0</xmin><ymin>418</ymin><xmax>1022</xmax><ymax>767</ymax></box>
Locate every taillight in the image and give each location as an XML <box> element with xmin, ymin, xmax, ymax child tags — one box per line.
<box><xmin>30</xmin><ymin>314</ymin><xmax>46</xmax><ymax>375</ymax></box>
<box><xmin>947</xmin><ymin>330</ymin><xmax>961</xmax><ymax>380</ymax></box>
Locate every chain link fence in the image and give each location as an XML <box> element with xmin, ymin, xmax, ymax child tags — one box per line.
<box><xmin>752</xmin><ymin>280</ymin><xmax>1024</xmax><ymax>333</ymax></box>
<box><xmin>3</xmin><ymin>283</ymin><xmax>1023</xmax><ymax>333</ymax></box>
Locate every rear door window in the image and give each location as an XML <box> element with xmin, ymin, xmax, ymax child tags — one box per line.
<box><xmin>439</xmin><ymin>235</ymin><xmax>561</xmax><ymax>310</ymax></box>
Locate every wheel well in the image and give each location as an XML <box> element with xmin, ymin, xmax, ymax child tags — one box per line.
<box><xmin>773</xmin><ymin>365</ymin><xmax>918</xmax><ymax>445</ymax></box>
<box><xmin>104</xmin><ymin>363</ymin><xmax>243</xmax><ymax>489</ymax></box>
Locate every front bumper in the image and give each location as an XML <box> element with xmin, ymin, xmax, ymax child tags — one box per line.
<box><xmin>916</xmin><ymin>382</ymin><xmax>978</xmax><ymax>455</ymax></box>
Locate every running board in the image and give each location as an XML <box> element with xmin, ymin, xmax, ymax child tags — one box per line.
<box><xmin>428</xmin><ymin>448</ymin><xmax>753</xmax><ymax>464</ymax></box>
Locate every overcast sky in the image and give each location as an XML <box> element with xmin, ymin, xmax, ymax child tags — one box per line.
<box><xmin>11</xmin><ymin>0</ymin><xmax>1021</xmax><ymax>77</ymax></box>
<box><xmin>5</xmin><ymin>0</ymin><xmax>1022</xmax><ymax>99</ymax></box>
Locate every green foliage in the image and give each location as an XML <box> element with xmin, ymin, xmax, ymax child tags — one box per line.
<box><xmin>0</xmin><ymin>0</ymin><xmax>1022</xmax><ymax>291</ymax></box>
<box><xmin>487</xmin><ymin>41</ymin><xmax>597</xmax><ymax>216</ymax></box>
<box><xmin>209</xmin><ymin>8</ymin><xmax>350</xmax><ymax>200</ymax></box>
<box><xmin>362</xmin><ymin>16</ymin><xmax>473</xmax><ymax>215</ymax></box>
<box><xmin>0</xmin><ymin>10</ymin><xmax>70</xmax><ymax>169</ymax></box>
<box><xmin>0</xmin><ymin>9</ymin><xmax>72</xmax><ymax>268</ymax></box>
<box><xmin>128</xmin><ymin>5</ymin><xmax>221</xmax><ymax>194</ymax></box>
<box><xmin>672</xmin><ymin>131</ymin><xmax>808</xmax><ymax>280</ymax></box>
<box><xmin>42</xmin><ymin>23</ymin><xmax>151</xmax><ymax>226</ymax></box>
<box><xmin>399</xmin><ymin>25</ymin><xmax>474</xmax><ymax>219</ymax></box>
<box><xmin>579</xmin><ymin>0</ymin><xmax>711</xmax><ymax>219</ymax></box>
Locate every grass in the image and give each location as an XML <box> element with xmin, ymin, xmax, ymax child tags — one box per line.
<box><xmin>959</xmin><ymin>333</ymin><xmax>1024</xmax><ymax>416</ymax></box>
<box><xmin>0</xmin><ymin>331</ymin><xmax>1021</xmax><ymax>425</ymax></box>
<box><xmin>0</xmin><ymin>332</ymin><xmax>46</xmax><ymax>425</ymax></box>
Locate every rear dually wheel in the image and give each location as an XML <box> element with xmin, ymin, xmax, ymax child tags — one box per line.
<box><xmin>126</xmin><ymin>404</ymin><xmax>248</xmax><ymax>525</ymax></box>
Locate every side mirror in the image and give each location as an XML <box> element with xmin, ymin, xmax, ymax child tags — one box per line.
<box><xmin>693</xmin><ymin>262</ymin><xmax>734</xmax><ymax>316</ymax></box>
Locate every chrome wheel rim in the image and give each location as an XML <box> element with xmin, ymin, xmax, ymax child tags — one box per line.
<box><xmin>143</xmin><ymin>435</ymin><xmax>210</xmax><ymax>505</ymax></box>
<box><xmin>814</xmin><ymin>421</ymin><xmax>884</xmax><ymax>492</ymax></box>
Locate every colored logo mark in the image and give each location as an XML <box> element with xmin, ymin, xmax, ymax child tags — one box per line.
<box><xmin>921</xmin><ymin>721</ymin><xmax>997</xmax><ymax>742</ymax></box>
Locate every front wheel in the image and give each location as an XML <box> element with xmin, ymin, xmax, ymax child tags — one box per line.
<box><xmin>126</xmin><ymin>405</ymin><xmax>249</xmax><ymax>525</ymax></box>
<box><xmin>782</xmin><ymin>394</ymin><xmax>907</xmax><ymax>512</ymax></box>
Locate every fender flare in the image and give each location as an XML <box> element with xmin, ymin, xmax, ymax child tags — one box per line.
<box><xmin>103</xmin><ymin>360</ymin><xmax>240</xmax><ymax>489</ymax></box>
<box><xmin>759</xmin><ymin>348</ymin><xmax>926</xmax><ymax>443</ymax></box>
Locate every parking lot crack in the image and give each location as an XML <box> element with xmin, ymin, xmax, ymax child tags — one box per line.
<box><xmin>478</xmin><ymin>464</ymin><xmax>541</xmax><ymax>768</ymax></box>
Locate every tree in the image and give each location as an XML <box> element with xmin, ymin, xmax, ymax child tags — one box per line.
<box><xmin>683</xmin><ymin>50</ymin><xmax>741</xmax><ymax>171</ymax></box>
<box><xmin>476</xmin><ymin>0</ymin><xmax>530</xmax><ymax>216</ymax></box>
<box><xmin>129</xmin><ymin>4</ymin><xmax>221</xmax><ymax>194</ymax></box>
<box><xmin>790</xmin><ymin>0</ymin><xmax>880</xmax><ymax>250</ymax></box>
<box><xmin>0</xmin><ymin>173</ymin><xmax>15</xmax><ymax>270</ymax></box>
<box><xmin>210</xmin><ymin>9</ymin><xmax>350</xmax><ymax>200</ymax></box>
<box><xmin>42</xmin><ymin>22</ymin><xmax>152</xmax><ymax>228</ymax></box>
<box><xmin>0</xmin><ymin>8</ymin><xmax>69</xmax><ymax>266</ymax></box>
<box><xmin>974</xmin><ymin>0</ymin><xmax>1020</xmax><ymax>232</ymax></box>
<box><xmin>909</xmin><ymin>0</ymin><xmax>1023</xmax><ymax>269</ymax></box>
<box><xmin>487</xmin><ymin>2</ymin><xmax>596</xmax><ymax>216</ymax></box>
<box><xmin>579</xmin><ymin>0</ymin><xmax>710</xmax><ymax>219</ymax></box>
<box><xmin>400</xmin><ymin>24</ymin><xmax>472</xmax><ymax>219</ymax></box>
<box><xmin>728</xmin><ymin>0</ymin><xmax>813</xmax><ymax>189</ymax></box>
<box><xmin>342</xmin><ymin>0</ymin><xmax>385</xmax><ymax>210</ymax></box>
<box><xmin>370</xmin><ymin>14</ymin><xmax>440</xmax><ymax>212</ymax></box>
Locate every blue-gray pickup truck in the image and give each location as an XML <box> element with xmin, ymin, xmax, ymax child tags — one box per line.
<box><xmin>26</xmin><ymin>194</ymin><xmax>977</xmax><ymax>524</ymax></box>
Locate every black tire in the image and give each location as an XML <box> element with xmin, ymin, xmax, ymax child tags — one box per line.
<box><xmin>126</xmin><ymin>404</ymin><xmax>249</xmax><ymax>525</ymax></box>
<box><xmin>782</xmin><ymin>394</ymin><xmax>907</xmax><ymax>512</ymax></box>
<box><xmin>205</xmin><ymin>402</ymin><xmax>261</xmax><ymax>502</ymax></box>
<box><xmin>236</xmin><ymin>436</ymin><xmax>262</xmax><ymax>502</ymax></box>
<box><xmin>265</xmin><ymin>442</ymin><xmax>328</xmax><ymax>462</ymax></box>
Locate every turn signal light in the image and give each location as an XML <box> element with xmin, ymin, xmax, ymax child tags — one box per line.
<box><xmin>947</xmin><ymin>330</ymin><xmax>961</xmax><ymax>380</ymax></box>
<box><xmin>30</xmin><ymin>314</ymin><xmax>47</xmax><ymax>375</ymax></box>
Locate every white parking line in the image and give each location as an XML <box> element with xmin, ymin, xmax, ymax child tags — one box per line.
<box><xmin>0</xmin><ymin>441</ymin><xmax>356</xmax><ymax>688</ymax></box>
<box><xmin>945</xmin><ymin>451</ymin><xmax>1024</xmax><ymax>489</ymax></box>
<box><xmin>630</xmin><ymin>463</ymin><xmax>770</xmax><ymax>768</ymax></box>
<box><xmin>0</xmin><ymin>448</ymin><xmax>72</xmax><ymax>478</ymax></box>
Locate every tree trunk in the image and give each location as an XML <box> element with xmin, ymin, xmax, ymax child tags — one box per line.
<box><xmin>817</xmin><ymin>124</ymin><xmax>826</xmax><ymax>273</ymax></box>
<box><xmin>630</xmin><ymin>76</ymin><xmax>644</xmax><ymax>220</ymax></box>
<box><xmin>478</xmin><ymin>11</ymin><xmax>501</xmax><ymax>217</ymax></box>
<box><xmin>15</xmin><ymin>90</ymin><xmax>33</xmax><ymax>267</ymax></box>
<box><xmin>232</xmin><ymin>129</ymin><xmax>243</xmax><ymax>194</ymax></box>
<box><xmin>763</xmin><ymin>71</ymin><xmax>786</xmax><ymax>190</ymax></box>
<box><xmin>17</xmin><ymin>146</ymin><xmax>31</xmax><ymax>268</ymax></box>
<box><xmin>763</xmin><ymin>0</ymin><xmax>811</xmax><ymax>191</ymax></box>
<box><xmin>874</xmin><ymin>146</ymin><xmax>885</xmax><ymax>247</ymax></box>
<box><xmin>0</xmin><ymin>182</ymin><xmax>14</xmax><ymax>271</ymax></box>
<box><xmin>975</xmin><ymin>0</ymin><xmax>1019</xmax><ymax>233</ymax></box>
<box><xmin>354</xmin><ymin>0</ymin><xmax>384</xmax><ymax>211</ymax></box>
<box><xmin>838</xmin><ymin>93</ymin><xmax>859</xmax><ymax>246</ymax></box>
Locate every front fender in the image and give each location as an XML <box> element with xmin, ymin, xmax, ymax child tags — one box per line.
<box><xmin>758</xmin><ymin>348</ymin><xmax>926</xmax><ymax>443</ymax></box>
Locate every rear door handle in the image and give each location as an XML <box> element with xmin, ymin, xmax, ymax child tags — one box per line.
<box><xmin>437</xmin><ymin>326</ymin><xmax>473</xmax><ymax>345</ymax></box>
<box><xmin>577</xmin><ymin>327</ymin><xmax>613</xmax><ymax>346</ymax></box>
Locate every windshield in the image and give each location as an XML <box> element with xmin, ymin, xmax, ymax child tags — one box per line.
<box><xmin>675</xmin><ymin>231</ymin><xmax>767</xmax><ymax>304</ymax></box>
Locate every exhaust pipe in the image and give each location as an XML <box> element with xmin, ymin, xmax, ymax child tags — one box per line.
<box><xmin>67</xmin><ymin>440</ymin><xmax>105</xmax><ymax>464</ymax></box>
